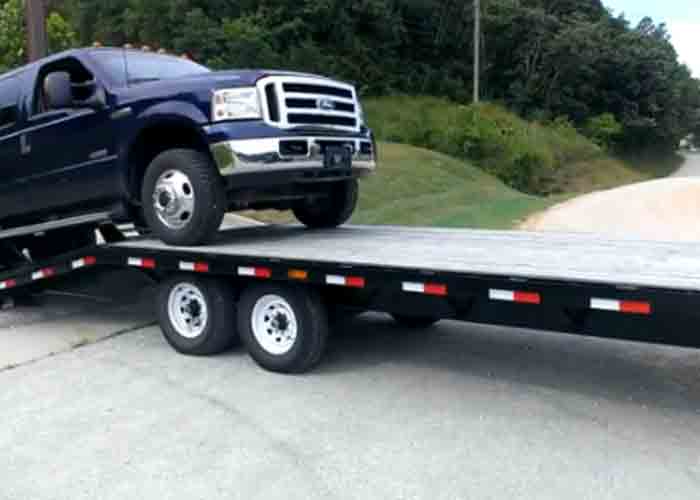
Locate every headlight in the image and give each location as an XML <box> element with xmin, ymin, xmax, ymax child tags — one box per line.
<box><xmin>212</xmin><ymin>87</ymin><xmax>261</xmax><ymax>121</ymax></box>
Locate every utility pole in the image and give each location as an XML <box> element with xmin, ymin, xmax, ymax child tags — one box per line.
<box><xmin>473</xmin><ymin>0</ymin><xmax>480</xmax><ymax>103</ymax></box>
<box><xmin>25</xmin><ymin>0</ymin><xmax>48</xmax><ymax>62</ymax></box>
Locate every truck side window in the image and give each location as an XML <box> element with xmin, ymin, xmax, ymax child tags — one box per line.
<box><xmin>0</xmin><ymin>76</ymin><xmax>19</xmax><ymax>130</ymax></box>
<box><xmin>33</xmin><ymin>58</ymin><xmax>96</xmax><ymax>116</ymax></box>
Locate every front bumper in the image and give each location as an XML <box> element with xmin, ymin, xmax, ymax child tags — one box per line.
<box><xmin>210</xmin><ymin>136</ymin><xmax>376</xmax><ymax>177</ymax></box>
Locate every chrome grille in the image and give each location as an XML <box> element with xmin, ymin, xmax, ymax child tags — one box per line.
<box><xmin>257</xmin><ymin>76</ymin><xmax>360</xmax><ymax>132</ymax></box>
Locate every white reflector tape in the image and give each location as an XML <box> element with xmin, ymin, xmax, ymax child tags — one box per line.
<box><xmin>0</xmin><ymin>279</ymin><xmax>16</xmax><ymax>290</ymax></box>
<box><xmin>71</xmin><ymin>256</ymin><xmax>97</xmax><ymax>269</ymax></box>
<box><xmin>326</xmin><ymin>275</ymin><xmax>365</xmax><ymax>288</ymax></box>
<box><xmin>489</xmin><ymin>289</ymin><xmax>541</xmax><ymax>304</ymax></box>
<box><xmin>32</xmin><ymin>268</ymin><xmax>55</xmax><ymax>281</ymax></box>
<box><xmin>238</xmin><ymin>266</ymin><xmax>255</xmax><ymax>276</ymax></box>
<box><xmin>179</xmin><ymin>261</ymin><xmax>209</xmax><ymax>273</ymax></box>
<box><xmin>489</xmin><ymin>289</ymin><xmax>515</xmax><ymax>302</ymax></box>
<box><xmin>403</xmin><ymin>282</ymin><xmax>425</xmax><ymax>293</ymax></box>
<box><xmin>238</xmin><ymin>266</ymin><xmax>271</xmax><ymax>278</ymax></box>
<box><xmin>590</xmin><ymin>298</ymin><xmax>619</xmax><ymax>312</ymax></box>
<box><xmin>590</xmin><ymin>298</ymin><xmax>651</xmax><ymax>315</ymax></box>
<box><xmin>128</xmin><ymin>257</ymin><xmax>155</xmax><ymax>269</ymax></box>
<box><xmin>72</xmin><ymin>259</ymin><xmax>87</xmax><ymax>270</ymax></box>
<box><xmin>402</xmin><ymin>282</ymin><xmax>448</xmax><ymax>296</ymax></box>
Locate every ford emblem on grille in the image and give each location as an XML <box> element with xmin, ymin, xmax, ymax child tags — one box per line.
<box><xmin>318</xmin><ymin>98</ymin><xmax>336</xmax><ymax>111</ymax></box>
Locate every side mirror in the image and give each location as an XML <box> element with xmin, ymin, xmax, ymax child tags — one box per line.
<box><xmin>78</xmin><ymin>87</ymin><xmax>107</xmax><ymax>111</ymax></box>
<box><xmin>44</xmin><ymin>71</ymin><xmax>73</xmax><ymax>110</ymax></box>
<box><xmin>73</xmin><ymin>80</ymin><xmax>107</xmax><ymax>111</ymax></box>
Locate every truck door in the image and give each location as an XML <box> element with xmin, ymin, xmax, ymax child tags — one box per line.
<box><xmin>0</xmin><ymin>75</ymin><xmax>23</xmax><ymax>218</ymax></box>
<box><xmin>17</xmin><ymin>57</ymin><xmax>119</xmax><ymax>216</ymax></box>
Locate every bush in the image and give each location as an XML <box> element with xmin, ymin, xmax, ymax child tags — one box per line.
<box><xmin>365</xmin><ymin>96</ymin><xmax>606</xmax><ymax>194</ymax></box>
<box><xmin>583</xmin><ymin>113</ymin><xmax>623</xmax><ymax>150</ymax></box>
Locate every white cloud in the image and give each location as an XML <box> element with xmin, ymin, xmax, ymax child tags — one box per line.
<box><xmin>667</xmin><ymin>21</ymin><xmax>700</xmax><ymax>77</ymax></box>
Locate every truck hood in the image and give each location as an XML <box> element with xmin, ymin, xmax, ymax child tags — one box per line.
<box><xmin>112</xmin><ymin>69</ymin><xmax>348</xmax><ymax>103</ymax></box>
<box><xmin>165</xmin><ymin>69</ymin><xmax>342</xmax><ymax>87</ymax></box>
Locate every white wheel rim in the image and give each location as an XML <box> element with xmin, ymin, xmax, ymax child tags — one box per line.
<box><xmin>251</xmin><ymin>294</ymin><xmax>298</xmax><ymax>355</ymax></box>
<box><xmin>168</xmin><ymin>282</ymin><xmax>208</xmax><ymax>339</ymax></box>
<box><xmin>153</xmin><ymin>169</ymin><xmax>195</xmax><ymax>229</ymax></box>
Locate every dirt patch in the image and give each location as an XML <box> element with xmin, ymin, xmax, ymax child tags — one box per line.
<box><xmin>520</xmin><ymin>177</ymin><xmax>700</xmax><ymax>241</ymax></box>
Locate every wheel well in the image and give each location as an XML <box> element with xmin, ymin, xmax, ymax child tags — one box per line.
<box><xmin>126</xmin><ymin>122</ymin><xmax>211</xmax><ymax>205</ymax></box>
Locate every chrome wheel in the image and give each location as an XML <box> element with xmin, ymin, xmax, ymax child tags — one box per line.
<box><xmin>167</xmin><ymin>282</ymin><xmax>209</xmax><ymax>339</ymax></box>
<box><xmin>251</xmin><ymin>294</ymin><xmax>298</xmax><ymax>355</ymax></box>
<box><xmin>153</xmin><ymin>169</ymin><xmax>195</xmax><ymax>230</ymax></box>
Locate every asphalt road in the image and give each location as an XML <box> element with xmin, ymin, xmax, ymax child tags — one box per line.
<box><xmin>1</xmin><ymin>273</ymin><xmax>700</xmax><ymax>499</ymax></box>
<box><xmin>672</xmin><ymin>153</ymin><xmax>700</xmax><ymax>177</ymax></box>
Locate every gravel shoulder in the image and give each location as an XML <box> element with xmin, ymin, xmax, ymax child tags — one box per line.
<box><xmin>521</xmin><ymin>154</ymin><xmax>700</xmax><ymax>240</ymax></box>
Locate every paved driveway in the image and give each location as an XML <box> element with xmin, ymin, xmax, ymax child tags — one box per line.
<box><xmin>672</xmin><ymin>153</ymin><xmax>700</xmax><ymax>177</ymax></box>
<box><xmin>2</xmin><ymin>293</ymin><xmax>700</xmax><ymax>499</ymax></box>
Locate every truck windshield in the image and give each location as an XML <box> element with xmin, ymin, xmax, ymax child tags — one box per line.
<box><xmin>92</xmin><ymin>50</ymin><xmax>211</xmax><ymax>86</ymax></box>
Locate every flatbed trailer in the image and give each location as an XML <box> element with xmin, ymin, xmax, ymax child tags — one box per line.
<box><xmin>2</xmin><ymin>222</ymin><xmax>700</xmax><ymax>373</ymax></box>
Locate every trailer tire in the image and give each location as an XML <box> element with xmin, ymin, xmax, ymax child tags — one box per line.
<box><xmin>293</xmin><ymin>179</ymin><xmax>358</xmax><ymax>229</ymax></box>
<box><xmin>158</xmin><ymin>275</ymin><xmax>238</xmax><ymax>356</ymax></box>
<box><xmin>142</xmin><ymin>149</ymin><xmax>225</xmax><ymax>246</ymax></box>
<box><xmin>238</xmin><ymin>283</ymin><xmax>328</xmax><ymax>374</ymax></box>
<box><xmin>392</xmin><ymin>314</ymin><xmax>440</xmax><ymax>328</ymax></box>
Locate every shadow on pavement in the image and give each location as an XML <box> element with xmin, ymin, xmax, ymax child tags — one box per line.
<box><xmin>321</xmin><ymin>313</ymin><xmax>700</xmax><ymax>415</ymax></box>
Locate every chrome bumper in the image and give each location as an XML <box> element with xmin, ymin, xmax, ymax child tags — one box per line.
<box><xmin>210</xmin><ymin>137</ymin><xmax>376</xmax><ymax>176</ymax></box>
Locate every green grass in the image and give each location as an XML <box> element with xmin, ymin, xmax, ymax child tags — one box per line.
<box><xmin>249</xmin><ymin>142</ymin><xmax>566</xmax><ymax>229</ymax></box>
<box><xmin>354</xmin><ymin>143</ymin><xmax>566</xmax><ymax>228</ymax></box>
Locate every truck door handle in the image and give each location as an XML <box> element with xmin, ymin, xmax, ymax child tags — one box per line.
<box><xmin>20</xmin><ymin>135</ymin><xmax>31</xmax><ymax>155</ymax></box>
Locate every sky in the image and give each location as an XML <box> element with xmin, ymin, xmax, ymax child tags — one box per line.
<box><xmin>605</xmin><ymin>0</ymin><xmax>700</xmax><ymax>77</ymax></box>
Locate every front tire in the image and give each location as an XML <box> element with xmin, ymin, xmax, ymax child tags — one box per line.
<box><xmin>293</xmin><ymin>179</ymin><xmax>358</xmax><ymax>229</ymax></box>
<box><xmin>238</xmin><ymin>283</ymin><xmax>328</xmax><ymax>374</ymax></box>
<box><xmin>142</xmin><ymin>149</ymin><xmax>225</xmax><ymax>246</ymax></box>
<box><xmin>157</xmin><ymin>275</ymin><xmax>239</xmax><ymax>356</ymax></box>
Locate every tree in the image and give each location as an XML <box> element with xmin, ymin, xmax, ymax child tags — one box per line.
<box><xmin>0</xmin><ymin>0</ymin><xmax>24</xmax><ymax>71</ymax></box>
<box><xmin>0</xmin><ymin>0</ymin><xmax>76</xmax><ymax>72</ymax></box>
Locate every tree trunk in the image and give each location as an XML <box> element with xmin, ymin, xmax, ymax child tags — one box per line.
<box><xmin>25</xmin><ymin>0</ymin><xmax>48</xmax><ymax>62</ymax></box>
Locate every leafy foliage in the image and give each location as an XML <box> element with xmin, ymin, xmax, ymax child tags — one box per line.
<box><xmin>0</xmin><ymin>0</ymin><xmax>76</xmax><ymax>72</ymax></box>
<box><xmin>584</xmin><ymin>114</ymin><xmax>623</xmax><ymax>150</ymax></box>
<box><xmin>364</xmin><ymin>96</ymin><xmax>638</xmax><ymax>195</ymax></box>
<box><xmin>0</xmin><ymin>0</ymin><xmax>24</xmax><ymax>72</ymax></box>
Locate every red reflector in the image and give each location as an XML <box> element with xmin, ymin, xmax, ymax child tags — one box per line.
<box><xmin>346</xmin><ymin>276</ymin><xmax>365</xmax><ymax>288</ymax></box>
<box><xmin>424</xmin><ymin>283</ymin><xmax>448</xmax><ymax>296</ymax></box>
<box><xmin>514</xmin><ymin>291</ymin><xmax>541</xmax><ymax>305</ymax></box>
<box><xmin>84</xmin><ymin>256</ymin><xmax>97</xmax><ymax>266</ymax></box>
<box><xmin>44</xmin><ymin>268</ymin><xmax>56</xmax><ymax>277</ymax></box>
<box><xmin>142</xmin><ymin>258</ymin><xmax>156</xmax><ymax>269</ymax></box>
<box><xmin>620</xmin><ymin>301</ymin><xmax>651</xmax><ymax>315</ymax></box>
<box><xmin>255</xmin><ymin>268</ymin><xmax>272</xmax><ymax>278</ymax></box>
<box><xmin>194</xmin><ymin>262</ymin><xmax>209</xmax><ymax>273</ymax></box>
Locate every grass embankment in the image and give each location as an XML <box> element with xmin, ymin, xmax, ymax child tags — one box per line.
<box><xmin>352</xmin><ymin>142</ymin><xmax>563</xmax><ymax>228</ymax></box>
<box><xmin>249</xmin><ymin>97</ymin><xmax>678</xmax><ymax>228</ymax></box>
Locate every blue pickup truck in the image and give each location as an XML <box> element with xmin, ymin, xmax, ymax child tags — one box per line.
<box><xmin>0</xmin><ymin>47</ymin><xmax>376</xmax><ymax>251</ymax></box>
